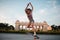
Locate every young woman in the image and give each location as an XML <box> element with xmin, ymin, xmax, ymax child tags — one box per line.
<box><xmin>25</xmin><ymin>2</ymin><xmax>39</xmax><ymax>39</ymax></box>
<box><xmin>25</xmin><ymin>2</ymin><xmax>34</xmax><ymax>28</ymax></box>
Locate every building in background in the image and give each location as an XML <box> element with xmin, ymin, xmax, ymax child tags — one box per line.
<box><xmin>15</xmin><ymin>20</ymin><xmax>20</xmax><ymax>31</ymax></box>
<box><xmin>15</xmin><ymin>21</ymin><xmax>52</xmax><ymax>31</ymax></box>
<box><xmin>42</xmin><ymin>21</ymin><xmax>52</xmax><ymax>31</ymax></box>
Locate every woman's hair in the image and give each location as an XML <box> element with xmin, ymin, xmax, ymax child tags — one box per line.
<box><xmin>26</xmin><ymin>8</ymin><xmax>32</xmax><ymax>11</ymax></box>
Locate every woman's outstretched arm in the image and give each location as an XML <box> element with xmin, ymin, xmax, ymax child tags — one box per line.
<box><xmin>25</xmin><ymin>3</ymin><xmax>29</xmax><ymax>10</ymax></box>
<box><xmin>29</xmin><ymin>2</ymin><xmax>33</xmax><ymax>11</ymax></box>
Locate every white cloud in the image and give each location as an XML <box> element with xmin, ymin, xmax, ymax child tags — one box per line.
<box><xmin>47</xmin><ymin>0</ymin><xmax>57</xmax><ymax>8</ymax></box>
<box><xmin>38</xmin><ymin>9</ymin><xmax>46</xmax><ymax>14</ymax></box>
<box><xmin>0</xmin><ymin>0</ymin><xmax>60</xmax><ymax>26</ymax></box>
<box><xmin>34</xmin><ymin>0</ymin><xmax>60</xmax><ymax>25</ymax></box>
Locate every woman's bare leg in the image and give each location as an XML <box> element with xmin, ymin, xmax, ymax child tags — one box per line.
<box><xmin>31</xmin><ymin>22</ymin><xmax>40</xmax><ymax>40</ymax></box>
<box><xmin>31</xmin><ymin>22</ymin><xmax>37</xmax><ymax>36</ymax></box>
<box><xmin>27</xmin><ymin>22</ymin><xmax>31</xmax><ymax>28</ymax></box>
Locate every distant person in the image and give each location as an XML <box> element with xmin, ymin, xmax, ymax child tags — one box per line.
<box><xmin>25</xmin><ymin>2</ymin><xmax>39</xmax><ymax>39</ymax></box>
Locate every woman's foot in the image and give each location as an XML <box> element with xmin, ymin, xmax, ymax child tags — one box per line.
<box><xmin>34</xmin><ymin>35</ymin><xmax>39</xmax><ymax>39</ymax></box>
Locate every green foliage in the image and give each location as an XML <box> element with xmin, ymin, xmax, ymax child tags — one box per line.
<box><xmin>0</xmin><ymin>23</ymin><xmax>14</xmax><ymax>31</ymax></box>
<box><xmin>0</xmin><ymin>29</ymin><xmax>60</xmax><ymax>34</ymax></box>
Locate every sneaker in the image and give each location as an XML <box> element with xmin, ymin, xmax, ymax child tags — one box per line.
<box><xmin>34</xmin><ymin>35</ymin><xmax>39</xmax><ymax>39</ymax></box>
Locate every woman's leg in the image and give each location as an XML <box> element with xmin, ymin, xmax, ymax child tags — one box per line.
<box><xmin>27</xmin><ymin>22</ymin><xmax>31</xmax><ymax>28</ymax></box>
<box><xmin>31</xmin><ymin>22</ymin><xmax>40</xmax><ymax>39</ymax></box>
<box><xmin>31</xmin><ymin>22</ymin><xmax>37</xmax><ymax>36</ymax></box>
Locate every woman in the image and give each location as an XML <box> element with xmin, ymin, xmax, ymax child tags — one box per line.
<box><xmin>25</xmin><ymin>2</ymin><xmax>39</xmax><ymax>39</ymax></box>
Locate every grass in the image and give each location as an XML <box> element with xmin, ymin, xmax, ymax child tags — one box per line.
<box><xmin>0</xmin><ymin>30</ymin><xmax>60</xmax><ymax>34</ymax></box>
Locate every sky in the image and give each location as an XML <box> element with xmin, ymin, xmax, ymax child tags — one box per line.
<box><xmin>0</xmin><ymin>0</ymin><xmax>60</xmax><ymax>26</ymax></box>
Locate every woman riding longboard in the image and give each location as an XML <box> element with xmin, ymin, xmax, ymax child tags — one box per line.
<box><xmin>25</xmin><ymin>2</ymin><xmax>39</xmax><ymax>39</ymax></box>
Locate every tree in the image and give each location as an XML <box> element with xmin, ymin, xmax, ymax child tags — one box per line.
<box><xmin>9</xmin><ymin>25</ymin><xmax>14</xmax><ymax>30</ymax></box>
<box><xmin>0</xmin><ymin>23</ymin><xmax>14</xmax><ymax>31</ymax></box>
<box><xmin>51</xmin><ymin>25</ymin><xmax>58</xmax><ymax>30</ymax></box>
<box><xmin>58</xmin><ymin>25</ymin><xmax>60</xmax><ymax>30</ymax></box>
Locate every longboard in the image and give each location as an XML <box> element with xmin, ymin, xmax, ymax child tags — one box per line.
<box><xmin>27</xmin><ymin>32</ymin><xmax>40</xmax><ymax>39</ymax></box>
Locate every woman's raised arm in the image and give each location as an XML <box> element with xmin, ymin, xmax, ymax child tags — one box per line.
<box><xmin>29</xmin><ymin>2</ymin><xmax>33</xmax><ymax>11</ymax></box>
